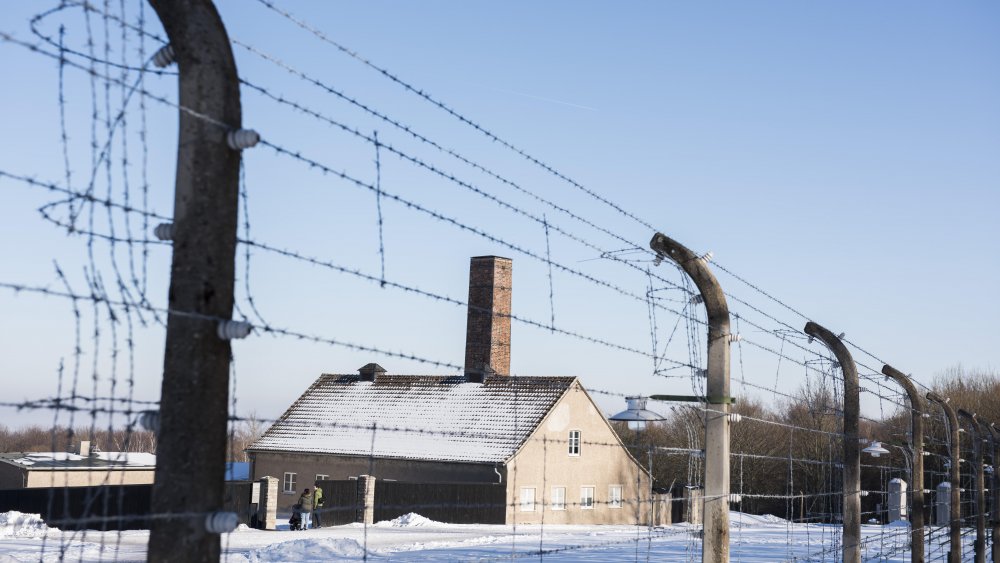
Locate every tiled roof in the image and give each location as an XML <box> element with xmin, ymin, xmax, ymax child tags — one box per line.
<box><xmin>248</xmin><ymin>375</ymin><xmax>576</xmax><ymax>464</ymax></box>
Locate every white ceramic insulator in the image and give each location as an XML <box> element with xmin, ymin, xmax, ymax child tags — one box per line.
<box><xmin>217</xmin><ymin>320</ymin><xmax>253</xmax><ymax>340</ymax></box>
<box><xmin>152</xmin><ymin>44</ymin><xmax>175</xmax><ymax>68</ymax></box>
<box><xmin>153</xmin><ymin>223</ymin><xmax>174</xmax><ymax>241</ymax></box>
<box><xmin>204</xmin><ymin>511</ymin><xmax>239</xmax><ymax>534</ymax></box>
<box><xmin>728</xmin><ymin>333</ymin><xmax>742</xmax><ymax>343</ymax></box>
<box><xmin>729</xmin><ymin>494</ymin><xmax>742</xmax><ymax>504</ymax></box>
<box><xmin>652</xmin><ymin>255</ymin><xmax>663</xmax><ymax>267</ymax></box>
<box><xmin>689</xmin><ymin>294</ymin><xmax>704</xmax><ymax>304</ymax></box>
<box><xmin>139</xmin><ymin>410</ymin><xmax>160</xmax><ymax>433</ymax></box>
<box><xmin>697</xmin><ymin>251</ymin><xmax>713</xmax><ymax>265</ymax></box>
<box><xmin>227</xmin><ymin>129</ymin><xmax>260</xmax><ymax>150</ymax></box>
<box><xmin>728</xmin><ymin>413</ymin><xmax>742</xmax><ymax>423</ymax></box>
<box><xmin>860</xmin><ymin>491</ymin><xmax>869</xmax><ymax>497</ymax></box>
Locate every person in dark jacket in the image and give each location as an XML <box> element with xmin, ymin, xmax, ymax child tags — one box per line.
<box><xmin>297</xmin><ymin>488</ymin><xmax>313</xmax><ymax>530</ymax></box>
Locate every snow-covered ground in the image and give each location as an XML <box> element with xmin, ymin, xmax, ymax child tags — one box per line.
<box><xmin>0</xmin><ymin>511</ymin><xmax>968</xmax><ymax>562</ymax></box>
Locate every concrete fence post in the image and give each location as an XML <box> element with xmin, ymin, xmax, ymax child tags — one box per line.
<box><xmin>356</xmin><ymin>475</ymin><xmax>376</xmax><ymax>525</ymax></box>
<box><xmin>804</xmin><ymin>322</ymin><xmax>860</xmax><ymax>563</ymax></box>
<box><xmin>936</xmin><ymin>482</ymin><xmax>952</xmax><ymax>526</ymax></box>
<box><xmin>881</xmin><ymin>364</ymin><xmax>926</xmax><ymax>563</ymax></box>
<box><xmin>653</xmin><ymin>492</ymin><xmax>673</xmax><ymax>526</ymax></box>
<box><xmin>927</xmin><ymin>392</ymin><xmax>961</xmax><ymax>563</ymax></box>
<box><xmin>888</xmin><ymin>478</ymin><xmax>907</xmax><ymax>523</ymax></box>
<box><xmin>684</xmin><ymin>487</ymin><xmax>704</xmax><ymax>525</ymax></box>
<box><xmin>145</xmin><ymin>1</ymin><xmax>243</xmax><ymax>561</ymax></box>
<box><xmin>986</xmin><ymin>423</ymin><xmax>1000</xmax><ymax>563</ymax></box>
<box><xmin>256</xmin><ymin>476</ymin><xmax>277</xmax><ymax>530</ymax></box>
<box><xmin>650</xmin><ymin>232</ymin><xmax>731</xmax><ymax>563</ymax></box>
<box><xmin>959</xmin><ymin>410</ymin><xmax>986</xmax><ymax>563</ymax></box>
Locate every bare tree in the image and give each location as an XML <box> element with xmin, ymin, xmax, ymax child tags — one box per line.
<box><xmin>227</xmin><ymin>411</ymin><xmax>265</xmax><ymax>462</ymax></box>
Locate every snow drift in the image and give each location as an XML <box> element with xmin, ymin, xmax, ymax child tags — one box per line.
<box><xmin>248</xmin><ymin>538</ymin><xmax>369</xmax><ymax>562</ymax></box>
<box><xmin>375</xmin><ymin>513</ymin><xmax>441</xmax><ymax>527</ymax></box>
<box><xmin>0</xmin><ymin>512</ymin><xmax>49</xmax><ymax>538</ymax></box>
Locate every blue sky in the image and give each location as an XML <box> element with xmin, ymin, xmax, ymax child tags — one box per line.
<box><xmin>0</xmin><ymin>1</ymin><xmax>998</xmax><ymax>427</ymax></box>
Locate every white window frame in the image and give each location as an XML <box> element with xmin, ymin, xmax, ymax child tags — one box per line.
<box><xmin>580</xmin><ymin>486</ymin><xmax>595</xmax><ymax>510</ymax></box>
<box><xmin>519</xmin><ymin>487</ymin><xmax>537</xmax><ymax>512</ymax></box>
<box><xmin>568</xmin><ymin>430</ymin><xmax>581</xmax><ymax>456</ymax></box>
<box><xmin>551</xmin><ymin>486</ymin><xmax>566</xmax><ymax>511</ymax></box>
<box><xmin>315</xmin><ymin>474</ymin><xmax>329</xmax><ymax>483</ymax></box>
<box><xmin>608</xmin><ymin>485</ymin><xmax>623</xmax><ymax>509</ymax></box>
<box><xmin>282</xmin><ymin>472</ymin><xmax>297</xmax><ymax>494</ymax></box>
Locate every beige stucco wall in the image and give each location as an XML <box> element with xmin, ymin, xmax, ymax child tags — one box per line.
<box><xmin>24</xmin><ymin>469</ymin><xmax>155</xmax><ymax>488</ymax></box>
<box><xmin>250</xmin><ymin>451</ymin><xmax>501</xmax><ymax>512</ymax></box>
<box><xmin>505</xmin><ymin>382</ymin><xmax>651</xmax><ymax>525</ymax></box>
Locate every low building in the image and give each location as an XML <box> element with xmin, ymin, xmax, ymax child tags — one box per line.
<box><xmin>0</xmin><ymin>441</ymin><xmax>155</xmax><ymax>489</ymax></box>
<box><xmin>248</xmin><ymin>367</ymin><xmax>652</xmax><ymax>524</ymax></box>
<box><xmin>247</xmin><ymin>256</ymin><xmax>652</xmax><ymax>524</ymax></box>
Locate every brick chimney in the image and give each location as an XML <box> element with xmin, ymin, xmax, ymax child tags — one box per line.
<box><xmin>358</xmin><ymin>363</ymin><xmax>386</xmax><ymax>382</ymax></box>
<box><xmin>464</xmin><ymin>256</ymin><xmax>512</xmax><ymax>382</ymax></box>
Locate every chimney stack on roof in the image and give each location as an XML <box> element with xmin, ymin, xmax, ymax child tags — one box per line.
<box><xmin>78</xmin><ymin>440</ymin><xmax>90</xmax><ymax>457</ymax></box>
<box><xmin>464</xmin><ymin>256</ymin><xmax>512</xmax><ymax>382</ymax></box>
<box><xmin>358</xmin><ymin>363</ymin><xmax>387</xmax><ymax>382</ymax></box>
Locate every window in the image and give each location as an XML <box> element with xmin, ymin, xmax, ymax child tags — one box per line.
<box><xmin>580</xmin><ymin>486</ymin><xmax>595</xmax><ymax>510</ymax></box>
<box><xmin>609</xmin><ymin>485</ymin><xmax>623</xmax><ymax>509</ymax></box>
<box><xmin>551</xmin><ymin>487</ymin><xmax>566</xmax><ymax>511</ymax></box>
<box><xmin>520</xmin><ymin>487</ymin><xmax>536</xmax><ymax>512</ymax></box>
<box><xmin>283</xmin><ymin>472</ymin><xmax>297</xmax><ymax>494</ymax></box>
<box><xmin>315</xmin><ymin>474</ymin><xmax>329</xmax><ymax>483</ymax></box>
<box><xmin>568</xmin><ymin>430</ymin><xmax>581</xmax><ymax>456</ymax></box>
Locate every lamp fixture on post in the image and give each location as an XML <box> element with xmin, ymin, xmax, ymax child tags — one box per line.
<box><xmin>863</xmin><ymin>440</ymin><xmax>891</xmax><ymax>458</ymax></box>
<box><xmin>609</xmin><ymin>396</ymin><xmax>666</xmax><ymax>431</ymax></box>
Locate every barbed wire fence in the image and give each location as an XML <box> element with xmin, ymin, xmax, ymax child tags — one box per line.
<box><xmin>0</xmin><ymin>1</ymin><xmax>993</xmax><ymax>562</ymax></box>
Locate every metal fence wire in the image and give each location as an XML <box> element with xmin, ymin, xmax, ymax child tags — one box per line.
<box><xmin>0</xmin><ymin>1</ymin><xmax>993</xmax><ymax>562</ymax></box>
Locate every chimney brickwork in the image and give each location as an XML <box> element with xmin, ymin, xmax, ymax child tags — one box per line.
<box><xmin>358</xmin><ymin>363</ymin><xmax>386</xmax><ymax>382</ymax></box>
<box><xmin>464</xmin><ymin>256</ymin><xmax>512</xmax><ymax>381</ymax></box>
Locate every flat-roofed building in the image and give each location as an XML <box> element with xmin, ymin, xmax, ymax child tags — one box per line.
<box><xmin>0</xmin><ymin>442</ymin><xmax>155</xmax><ymax>489</ymax></box>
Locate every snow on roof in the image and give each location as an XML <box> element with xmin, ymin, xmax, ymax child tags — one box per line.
<box><xmin>249</xmin><ymin>374</ymin><xmax>577</xmax><ymax>464</ymax></box>
<box><xmin>0</xmin><ymin>451</ymin><xmax>155</xmax><ymax>470</ymax></box>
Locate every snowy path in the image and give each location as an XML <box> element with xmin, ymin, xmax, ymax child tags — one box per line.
<box><xmin>0</xmin><ymin>511</ymin><xmax>966</xmax><ymax>562</ymax></box>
